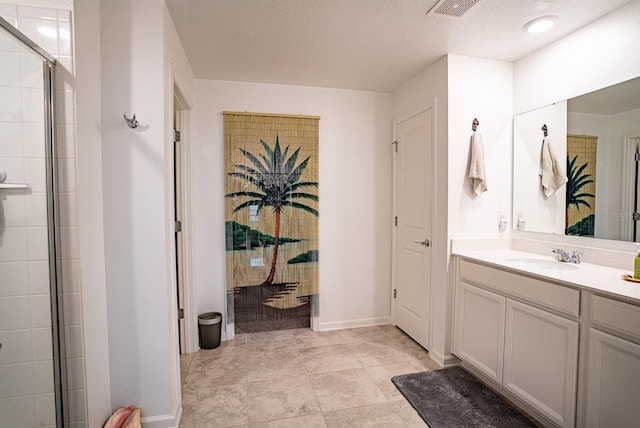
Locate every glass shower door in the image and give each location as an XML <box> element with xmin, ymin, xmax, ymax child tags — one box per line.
<box><xmin>0</xmin><ymin>18</ymin><xmax>62</xmax><ymax>427</ymax></box>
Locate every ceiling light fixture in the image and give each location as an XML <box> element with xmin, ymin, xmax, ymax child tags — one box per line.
<box><xmin>523</xmin><ymin>15</ymin><xmax>557</xmax><ymax>34</ymax></box>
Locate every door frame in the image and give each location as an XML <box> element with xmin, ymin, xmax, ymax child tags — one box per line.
<box><xmin>391</xmin><ymin>106</ymin><xmax>437</xmax><ymax>351</ymax></box>
<box><xmin>170</xmin><ymin>72</ymin><xmax>197</xmax><ymax>354</ymax></box>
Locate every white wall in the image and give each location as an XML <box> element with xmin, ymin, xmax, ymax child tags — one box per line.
<box><xmin>514</xmin><ymin>102</ymin><xmax>567</xmax><ymax>235</ymax></box>
<box><xmin>513</xmin><ymin>0</ymin><xmax>640</xmax><ymax>251</ymax></box>
<box><xmin>447</xmin><ymin>55</ymin><xmax>513</xmax><ymax>239</ymax></box>
<box><xmin>392</xmin><ymin>57</ymin><xmax>449</xmax><ymax>364</ymax></box>
<box><xmin>194</xmin><ymin>80</ymin><xmax>393</xmax><ymax>334</ymax></box>
<box><xmin>514</xmin><ymin>1</ymin><xmax>640</xmax><ymax>115</ymax></box>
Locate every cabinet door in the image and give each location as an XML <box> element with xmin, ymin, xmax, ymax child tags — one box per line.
<box><xmin>454</xmin><ymin>281</ymin><xmax>506</xmax><ymax>383</ymax></box>
<box><xmin>504</xmin><ymin>299</ymin><xmax>578</xmax><ymax>428</ymax></box>
<box><xmin>586</xmin><ymin>328</ymin><xmax>640</xmax><ymax>428</ymax></box>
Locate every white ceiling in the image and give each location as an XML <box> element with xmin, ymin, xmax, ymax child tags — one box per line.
<box><xmin>166</xmin><ymin>0</ymin><xmax>633</xmax><ymax>93</ymax></box>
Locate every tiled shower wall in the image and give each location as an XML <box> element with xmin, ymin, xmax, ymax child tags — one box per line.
<box><xmin>0</xmin><ymin>3</ymin><xmax>85</xmax><ymax>427</ymax></box>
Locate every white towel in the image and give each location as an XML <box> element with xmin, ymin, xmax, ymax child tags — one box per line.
<box><xmin>539</xmin><ymin>136</ymin><xmax>568</xmax><ymax>197</ymax></box>
<box><xmin>468</xmin><ymin>131</ymin><xmax>487</xmax><ymax>196</ymax></box>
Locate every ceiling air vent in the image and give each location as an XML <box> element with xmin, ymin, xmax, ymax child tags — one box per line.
<box><xmin>427</xmin><ymin>0</ymin><xmax>480</xmax><ymax>18</ymax></box>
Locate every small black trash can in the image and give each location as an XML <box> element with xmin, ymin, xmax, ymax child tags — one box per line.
<box><xmin>198</xmin><ymin>312</ymin><xmax>222</xmax><ymax>349</ymax></box>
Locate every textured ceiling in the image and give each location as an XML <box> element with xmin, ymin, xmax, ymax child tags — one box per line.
<box><xmin>166</xmin><ymin>0</ymin><xmax>633</xmax><ymax>92</ymax></box>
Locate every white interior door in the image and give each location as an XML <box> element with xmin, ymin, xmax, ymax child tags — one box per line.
<box><xmin>393</xmin><ymin>110</ymin><xmax>433</xmax><ymax>349</ymax></box>
<box><xmin>174</xmin><ymin>101</ymin><xmax>186</xmax><ymax>354</ymax></box>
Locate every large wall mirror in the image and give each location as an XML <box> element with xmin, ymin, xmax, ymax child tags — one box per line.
<box><xmin>513</xmin><ymin>77</ymin><xmax>640</xmax><ymax>242</ymax></box>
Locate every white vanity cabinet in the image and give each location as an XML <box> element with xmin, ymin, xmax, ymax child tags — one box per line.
<box><xmin>585</xmin><ymin>296</ymin><xmax>640</xmax><ymax>428</ymax></box>
<box><xmin>453</xmin><ymin>259</ymin><xmax>580</xmax><ymax>428</ymax></box>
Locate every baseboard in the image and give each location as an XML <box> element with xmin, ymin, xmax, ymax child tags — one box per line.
<box><xmin>318</xmin><ymin>316</ymin><xmax>391</xmax><ymax>331</ymax></box>
<box><xmin>141</xmin><ymin>411</ymin><xmax>179</xmax><ymax>428</ymax></box>
<box><xmin>429</xmin><ymin>349</ymin><xmax>460</xmax><ymax>368</ymax></box>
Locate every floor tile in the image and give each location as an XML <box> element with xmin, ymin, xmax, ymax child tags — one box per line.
<box><xmin>193</xmin><ymin>339</ymin><xmax>248</xmax><ymax>359</ymax></box>
<box><xmin>323</xmin><ymin>402</ymin><xmax>406</xmax><ymax>427</ymax></box>
<box><xmin>390</xmin><ymin>399</ymin><xmax>429</xmax><ymax>427</ymax></box>
<box><xmin>248</xmin><ymin>413</ymin><xmax>327</xmax><ymax>427</ymax></box>
<box><xmin>181</xmin><ymin>383</ymin><xmax>247</xmax><ymax>427</ymax></box>
<box><xmin>293</xmin><ymin>330</ymin><xmax>349</xmax><ymax>348</ymax></box>
<box><xmin>184</xmin><ymin>354</ymin><xmax>247</xmax><ymax>389</ymax></box>
<box><xmin>299</xmin><ymin>344</ymin><xmax>362</xmax><ymax>374</ymax></box>
<box><xmin>247</xmin><ymin>375</ymin><xmax>321</xmax><ymax>423</ymax></box>
<box><xmin>310</xmin><ymin>368</ymin><xmax>387</xmax><ymax>412</ymax></box>
<box><xmin>346</xmin><ymin>341</ymin><xmax>416</xmax><ymax>367</ymax></box>
<box><xmin>247</xmin><ymin>349</ymin><xmax>307</xmax><ymax>382</ymax></box>
<box><xmin>365</xmin><ymin>360</ymin><xmax>430</xmax><ymax>400</ymax></box>
<box><xmin>338</xmin><ymin>326</ymin><xmax>387</xmax><ymax>344</ymax></box>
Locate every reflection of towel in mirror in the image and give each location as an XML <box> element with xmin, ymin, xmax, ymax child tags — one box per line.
<box><xmin>539</xmin><ymin>136</ymin><xmax>568</xmax><ymax>197</ymax></box>
<box><xmin>468</xmin><ymin>131</ymin><xmax>487</xmax><ymax>196</ymax></box>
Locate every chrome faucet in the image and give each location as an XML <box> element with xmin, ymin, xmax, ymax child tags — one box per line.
<box><xmin>551</xmin><ymin>248</ymin><xmax>581</xmax><ymax>264</ymax></box>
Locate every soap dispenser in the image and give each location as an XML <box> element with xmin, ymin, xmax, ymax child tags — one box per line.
<box><xmin>634</xmin><ymin>252</ymin><xmax>640</xmax><ymax>279</ymax></box>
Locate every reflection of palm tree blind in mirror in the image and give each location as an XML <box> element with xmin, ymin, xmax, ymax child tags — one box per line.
<box><xmin>567</xmin><ymin>134</ymin><xmax>597</xmax><ymax>236</ymax></box>
<box><xmin>223</xmin><ymin>112</ymin><xmax>320</xmax><ymax>332</ymax></box>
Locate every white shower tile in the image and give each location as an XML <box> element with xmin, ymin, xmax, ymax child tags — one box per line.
<box><xmin>56</xmin><ymin>55</ymin><xmax>73</xmax><ymax>73</ymax></box>
<box><xmin>58</xmin><ymin>192</ymin><xmax>78</xmax><ymax>226</ymax></box>
<box><xmin>0</xmin><ymin>5</ymin><xmax>18</xmax><ymax>18</ymax></box>
<box><xmin>0</xmin><ymin>156</ymin><xmax>25</xmax><ymax>183</ymax></box>
<box><xmin>61</xmin><ymin>260</ymin><xmax>79</xmax><ymax>292</ymax></box>
<box><xmin>24</xmin><ymin>157</ymin><xmax>46</xmax><ymax>192</ymax></box>
<box><xmin>0</xmin><ymin>87</ymin><xmax>21</xmax><ymax>122</ymax></box>
<box><xmin>55</xmin><ymin>89</ymin><xmax>74</xmax><ymax>125</ymax></box>
<box><xmin>24</xmin><ymin>193</ymin><xmax>47</xmax><ymax>229</ymax></box>
<box><xmin>66</xmin><ymin>357</ymin><xmax>85</xmax><ymax>390</ymax></box>
<box><xmin>0</xmin><ymin>123</ymin><xmax>23</xmax><ymax>157</ymax></box>
<box><xmin>23</xmin><ymin>123</ymin><xmax>46</xmax><ymax>158</ymax></box>
<box><xmin>25</xmin><ymin>193</ymin><xmax>48</xmax><ymax>227</ymax></box>
<box><xmin>0</xmin><ymin>329</ymin><xmax>32</xmax><ymax>363</ymax></box>
<box><xmin>65</xmin><ymin>325</ymin><xmax>83</xmax><ymax>358</ymax></box>
<box><xmin>68</xmin><ymin>389</ymin><xmax>86</xmax><ymax>422</ymax></box>
<box><xmin>0</xmin><ymin>51</ymin><xmax>21</xmax><ymax>87</ymax></box>
<box><xmin>0</xmin><ymin>193</ymin><xmax>27</xmax><ymax>226</ymax></box>
<box><xmin>0</xmin><ymin>227</ymin><xmax>28</xmax><ymax>262</ymax></box>
<box><xmin>27</xmin><ymin>226</ymin><xmax>49</xmax><ymax>261</ymax></box>
<box><xmin>60</xmin><ymin>226</ymin><xmax>78</xmax><ymax>260</ymax></box>
<box><xmin>0</xmin><ymin>261</ymin><xmax>29</xmax><ymax>296</ymax></box>
<box><xmin>17</xmin><ymin>17</ymin><xmax>58</xmax><ymax>55</ymax></box>
<box><xmin>30</xmin><ymin>294</ymin><xmax>51</xmax><ymax>328</ymax></box>
<box><xmin>22</xmin><ymin>88</ymin><xmax>45</xmax><ymax>123</ymax></box>
<box><xmin>57</xmin><ymin>10</ymin><xmax>70</xmax><ymax>21</ymax></box>
<box><xmin>34</xmin><ymin>361</ymin><xmax>54</xmax><ymax>393</ymax></box>
<box><xmin>55</xmin><ymin>65</ymin><xmax>73</xmax><ymax>91</ymax></box>
<box><xmin>58</xmin><ymin>19</ymin><xmax>71</xmax><ymax>56</ymax></box>
<box><xmin>0</xmin><ymin>362</ymin><xmax>33</xmax><ymax>398</ymax></box>
<box><xmin>0</xmin><ymin>296</ymin><xmax>30</xmax><ymax>330</ymax></box>
<box><xmin>0</xmin><ymin>26</ymin><xmax>19</xmax><ymax>52</ymax></box>
<box><xmin>17</xmin><ymin>6</ymin><xmax>57</xmax><ymax>20</ymax></box>
<box><xmin>29</xmin><ymin>260</ymin><xmax>50</xmax><ymax>295</ymax></box>
<box><xmin>57</xmin><ymin>158</ymin><xmax>76</xmax><ymax>192</ymax></box>
<box><xmin>20</xmin><ymin>51</ymin><xmax>44</xmax><ymax>89</ymax></box>
<box><xmin>35</xmin><ymin>392</ymin><xmax>56</xmax><ymax>426</ymax></box>
<box><xmin>56</xmin><ymin>124</ymin><xmax>75</xmax><ymax>158</ymax></box>
<box><xmin>32</xmin><ymin>327</ymin><xmax>53</xmax><ymax>361</ymax></box>
<box><xmin>0</xmin><ymin>396</ymin><xmax>36</xmax><ymax>427</ymax></box>
<box><xmin>63</xmin><ymin>292</ymin><xmax>81</xmax><ymax>326</ymax></box>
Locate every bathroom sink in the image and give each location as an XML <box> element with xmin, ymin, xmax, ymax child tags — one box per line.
<box><xmin>506</xmin><ymin>258</ymin><xmax>579</xmax><ymax>271</ymax></box>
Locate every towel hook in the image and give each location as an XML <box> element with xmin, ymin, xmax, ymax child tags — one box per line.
<box><xmin>123</xmin><ymin>112</ymin><xmax>140</xmax><ymax>129</ymax></box>
<box><xmin>542</xmin><ymin>124</ymin><xmax>548</xmax><ymax>137</ymax></box>
<box><xmin>471</xmin><ymin>118</ymin><xmax>479</xmax><ymax>131</ymax></box>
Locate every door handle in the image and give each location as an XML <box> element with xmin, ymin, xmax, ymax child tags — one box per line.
<box><xmin>414</xmin><ymin>239</ymin><xmax>431</xmax><ymax>247</ymax></box>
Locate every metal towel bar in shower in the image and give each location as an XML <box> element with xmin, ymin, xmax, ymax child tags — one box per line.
<box><xmin>0</xmin><ymin>183</ymin><xmax>30</xmax><ymax>190</ymax></box>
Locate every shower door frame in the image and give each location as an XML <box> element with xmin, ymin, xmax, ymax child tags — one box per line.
<box><xmin>0</xmin><ymin>17</ymin><xmax>65</xmax><ymax>427</ymax></box>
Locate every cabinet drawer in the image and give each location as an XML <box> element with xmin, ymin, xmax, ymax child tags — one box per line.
<box><xmin>459</xmin><ymin>260</ymin><xmax>580</xmax><ymax>317</ymax></box>
<box><xmin>591</xmin><ymin>295</ymin><xmax>640</xmax><ymax>341</ymax></box>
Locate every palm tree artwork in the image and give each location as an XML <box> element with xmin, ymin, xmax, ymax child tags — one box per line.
<box><xmin>226</xmin><ymin>135</ymin><xmax>319</xmax><ymax>286</ymax></box>
<box><xmin>565</xmin><ymin>155</ymin><xmax>595</xmax><ymax>235</ymax></box>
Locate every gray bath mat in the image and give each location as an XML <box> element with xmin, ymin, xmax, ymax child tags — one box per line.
<box><xmin>391</xmin><ymin>366</ymin><xmax>537</xmax><ymax>428</ymax></box>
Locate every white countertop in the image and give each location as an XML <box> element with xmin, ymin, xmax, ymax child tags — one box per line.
<box><xmin>452</xmin><ymin>248</ymin><xmax>640</xmax><ymax>304</ymax></box>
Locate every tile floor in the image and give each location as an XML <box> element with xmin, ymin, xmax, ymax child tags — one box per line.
<box><xmin>179</xmin><ymin>325</ymin><xmax>440</xmax><ymax>427</ymax></box>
